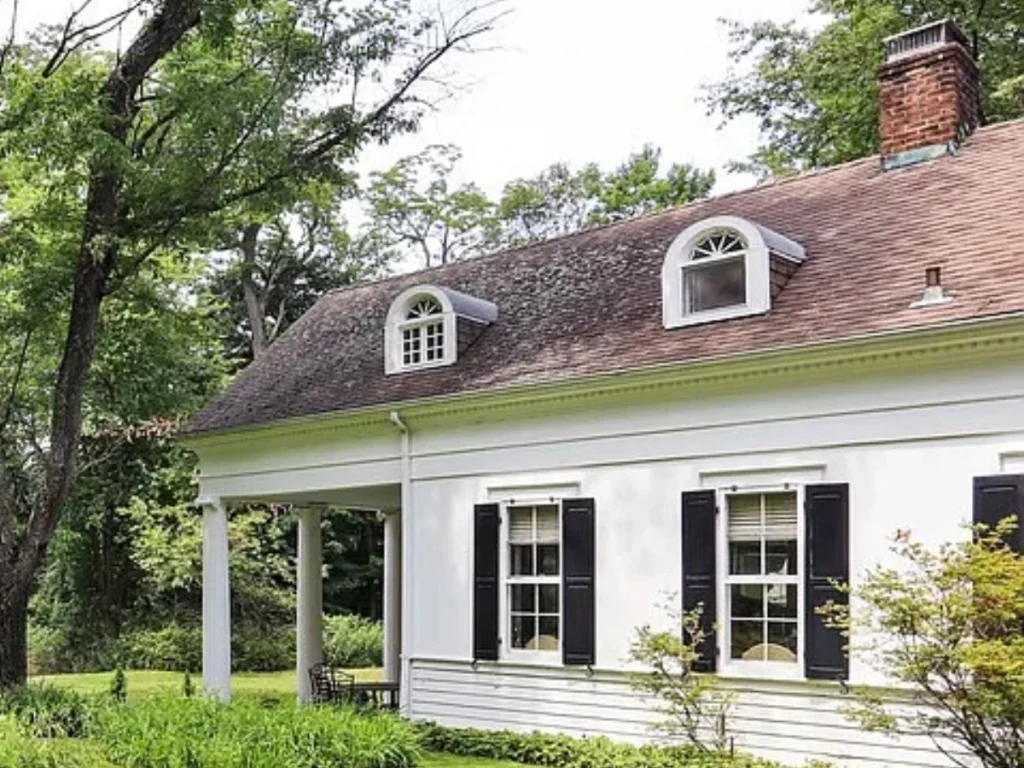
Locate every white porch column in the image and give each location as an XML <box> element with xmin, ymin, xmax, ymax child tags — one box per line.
<box><xmin>383</xmin><ymin>509</ymin><xmax>402</xmax><ymax>684</ymax></box>
<box><xmin>202</xmin><ymin>500</ymin><xmax>231</xmax><ymax>701</ymax></box>
<box><xmin>296</xmin><ymin>506</ymin><xmax>324</xmax><ymax>703</ymax></box>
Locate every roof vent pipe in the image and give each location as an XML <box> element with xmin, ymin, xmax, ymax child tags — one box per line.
<box><xmin>910</xmin><ymin>266</ymin><xmax>953</xmax><ymax>308</ymax></box>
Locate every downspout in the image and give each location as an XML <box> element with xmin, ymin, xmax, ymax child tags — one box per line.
<box><xmin>389</xmin><ymin>411</ymin><xmax>412</xmax><ymax>711</ymax></box>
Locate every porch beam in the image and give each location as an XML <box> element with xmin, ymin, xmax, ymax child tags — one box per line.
<box><xmin>202</xmin><ymin>499</ymin><xmax>232</xmax><ymax>701</ymax></box>
<box><xmin>296</xmin><ymin>506</ymin><xmax>325</xmax><ymax>703</ymax></box>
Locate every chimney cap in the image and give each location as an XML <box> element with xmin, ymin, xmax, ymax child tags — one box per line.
<box><xmin>883</xmin><ymin>19</ymin><xmax>969</xmax><ymax>62</ymax></box>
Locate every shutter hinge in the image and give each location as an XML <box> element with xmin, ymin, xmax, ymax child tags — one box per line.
<box><xmin>715</xmin><ymin>505</ymin><xmax>721</xmax><ymax>516</ymax></box>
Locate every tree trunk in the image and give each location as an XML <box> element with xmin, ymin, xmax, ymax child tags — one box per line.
<box><xmin>0</xmin><ymin>587</ymin><xmax>29</xmax><ymax>688</ymax></box>
<box><xmin>239</xmin><ymin>222</ymin><xmax>268</xmax><ymax>358</ymax></box>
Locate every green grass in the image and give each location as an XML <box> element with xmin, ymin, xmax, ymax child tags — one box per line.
<box><xmin>421</xmin><ymin>753</ymin><xmax>529</xmax><ymax>768</ymax></box>
<box><xmin>33</xmin><ymin>668</ymin><xmax>382</xmax><ymax>700</ymax></box>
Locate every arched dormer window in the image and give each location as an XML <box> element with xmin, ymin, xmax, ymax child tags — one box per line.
<box><xmin>385</xmin><ymin>284</ymin><xmax>497</xmax><ymax>374</ymax></box>
<box><xmin>662</xmin><ymin>215</ymin><xmax>805</xmax><ymax>329</ymax></box>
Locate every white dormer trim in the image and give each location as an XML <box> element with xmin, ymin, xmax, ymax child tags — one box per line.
<box><xmin>384</xmin><ymin>284</ymin><xmax>497</xmax><ymax>375</ymax></box>
<box><xmin>661</xmin><ymin>215</ymin><xmax>805</xmax><ymax>330</ymax></box>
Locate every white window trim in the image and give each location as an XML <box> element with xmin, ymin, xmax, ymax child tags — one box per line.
<box><xmin>499</xmin><ymin>499</ymin><xmax>564</xmax><ymax>666</ymax></box>
<box><xmin>384</xmin><ymin>285</ymin><xmax>458</xmax><ymax>374</ymax></box>
<box><xmin>661</xmin><ymin>215</ymin><xmax>805</xmax><ymax>330</ymax></box>
<box><xmin>715</xmin><ymin>484</ymin><xmax>806</xmax><ymax>682</ymax></box>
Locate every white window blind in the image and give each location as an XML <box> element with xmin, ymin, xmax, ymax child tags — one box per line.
<box><xmin>535</xmin><ymin>506</ymin><xmax>559</xmax><ymax>543</ymax></box>
<box><xmin>509</xmin><ymin>509</ymin><xmax>533</xmax><ymax>544</ymax></box>
<box><xmin>764</xmin><ymin>493</ymin><xmax>798</xmax><ymax>539</ymax></box>
<box><xmin>728</xmin><ymin>495</ymin><xmax>762</xmax><ymax>541</ymax></box>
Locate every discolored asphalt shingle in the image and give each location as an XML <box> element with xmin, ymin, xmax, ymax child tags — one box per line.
<box><xmin>185</xmin><ymin>120</ymin><xmax>1024</xmax><ymax>435</ymax></box>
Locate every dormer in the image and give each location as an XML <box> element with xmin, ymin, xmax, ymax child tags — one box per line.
<box><xmin>384</xmin><ymin>284</ymin><xmax>497</xmax><ymax>375</ymax></box>
<box><xmin>661</xmin><ymin>215</ymin><xmax>806</xmax><ymax>329</ymax></box>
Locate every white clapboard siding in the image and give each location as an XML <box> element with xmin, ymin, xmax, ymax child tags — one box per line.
<box><xmin>408</xmin><ymin>659</ymin><xmax>971</xmax><ymax>768</ymax></box>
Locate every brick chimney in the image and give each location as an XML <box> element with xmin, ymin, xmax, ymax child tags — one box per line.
<box><xmin>878</xmin><ymin>20</ymin><xmax>980</xmax><ymax>169</ymax></box>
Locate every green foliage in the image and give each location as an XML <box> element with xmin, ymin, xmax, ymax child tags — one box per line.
<box><xmin>418</xmin><ymin>723</ymin><xmax>780</xmax><ymax>768</ymax></box>
<box><xmin>630</xmin><ymin>603</ymin><xmax>734</xmax><ymax>752</ymax></box>
<box><xmin>704</xmin><ymin>1</ymin><xmax>1024</xmax><ymax>176</ymax></box>
<box><xmin>108</xmin><ymin>670</ymin><xmax>126</xmax><ymax>704</ymax></box>
<box><xmin>182</xmin><ymin>672</ymin><xmax>195</xmax><ymax>699</ymax></box>
<box><xmin>93</xmin><ymin>698</ymin><xmax>420</xmax><ymax>768</ymax></box>
<box><xmin>0</xmin><ymin>685</ymin><xmax>96</xmax><ymax>739</ymax></box>
<box><xmin>0</xmin><ymin>720</ymin><xmax>105</xmax><ymax>768</ymax></box>
<box><xmin>362</xmin><ymin>144</ymin><xmax>714</xmax><ymax>265</ymax></box>
<box><xmin>822</xmin><ymin>517</ymin><xmax>1024</xmax><ymax>768</ymax></box>
<box><xmin>324</xmin><ymin>615</ymin><xmax>384</xmax><ymax>668</ymax></box>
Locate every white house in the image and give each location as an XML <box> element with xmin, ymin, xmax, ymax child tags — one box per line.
<box><xmin>181</xmin><ymin>21</ymin><xmax>1024</xmax><ymax>768</ymax></box>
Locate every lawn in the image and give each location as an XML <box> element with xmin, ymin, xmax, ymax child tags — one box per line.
<box><xmin>33</xmin><ymin>667</ymin><xmax>382</xmax><ymax>700</ymax></box>
<box><xmin>420</xmin><ymin>754</ymin><xmax>527</xmax><ymax>768</ymax></box>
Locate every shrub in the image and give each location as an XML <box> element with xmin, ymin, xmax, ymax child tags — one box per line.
<box><xmin>418</xmin><ymin>723</ymin><xmax>782</xmax><ymax>768</ymax></box>
<box><xmin>0</xmin><ymin>719</ymin><xmax>106</xmax><ymax>768</ymax></box>
<box><xmin>324</xmin><ymin>614</ymin><xmax>383</xmax><ymax>668</ymax></box>
<box><xmin>94</xmin><ymin>697</ymin><xmax>419</xmax><ymax>768</ymax></box>
<box><xmin>123</xmin><ymin>624</ymin><xmax>203</xmax><ymax>671</ymax></box>
<box><xmin>0</xmin><ymin>684</ymin><xmax>98</xmax><ymax>739</ymax></box>
<box><xmin>232</xmin><ymin>626</ymin><xmax>294</xmax><ymax>671</ymax></box>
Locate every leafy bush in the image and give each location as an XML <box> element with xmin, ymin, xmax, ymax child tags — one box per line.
<box><xmin>0</xmin><ymin>719</ymin><xmax>106</xmax><ymax>768</ymax></box>
<box><xmin>418</xmin><ymin>723</ymin><xmax>782</xmax><ymax>768</ymax></box>
<box><xmin>94</xmin><ymin>697</ymin><xmax>419</xmax><ymax>768</ymax></box>
<box><xmin>324</xmin><ymin>614</ymin><xmax>383</xmax><ymax>668</ymax></box>
<box><xmin>233</xmin><ymin>626</ymin><xmax>295</xmax><ymax>672</ymax></box>
<box><xmin>0</xmin><ymin>684</ymin><xmax>98</xmax><ymax>739</ymax></box>
<box><xmin>123</xmin><ymin>625</ymin><xmax>203</xmax><ymax>672</ymax></box>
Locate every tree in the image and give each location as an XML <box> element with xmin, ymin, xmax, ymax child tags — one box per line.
<box><xmin>364</xmin><ymin>144</ymin><xmax>497</xmax><ymax>268</ymax></box>
<box><xmin>703</xmin><ymin>1</ymin><xmax>1024</xmax><ymax>176</ymax></box>
<box><xmin>822</xmin><ymin>519</ymin><xmax>1024</xmax><ymax>768</ymax></box>
<box><xmin>0</xmin><ymin>0</ymin><xmax>494</xmax><ymax>686</ymax></box>
<box><xmin>363</xmin><ymin>143</ymin><xmax>714</xmax><ymax>263</ymax></box>
<box><xmin>497</xmin><ymin>145</ymin><xmax>714</xmax><ymax>247</ymax></box>
<box><xmin>630</xmin><ymin>602</ymin><xmax>734</xmax><ymax>753</ymax></box>
<box><xmin>208</xmin><ymin>188</ymin><xmax>388</xmax><ymax>362</ymax></box>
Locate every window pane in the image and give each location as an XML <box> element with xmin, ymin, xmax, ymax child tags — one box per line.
<box><xmin>535</xmin><ymin>506</ymin><xmax>559</xmax><ymax>543</ymax></box>
<box><xmin>767</xmin><ymin>622</ymin><xmax>798</xmax><ymax>662</ymax></box>
<box><xmin>730</xmin><ymin>620</ymin><xmax>763</xmax><ymax>660</ymax></box>
<box><xmin>730</xmin><ymin>584</ymin><xmax>764</xmax><ymax>618</ymax></box>
<box><xmin>537</xmin><ymin>616</ymin><xmax>559</xmax><ymax>647</ymax></box>
<box><xmin>537</xmin><ymin>544</ymin><xmax>560</xmax><ymax>575</ymax></box>
<box><xmin>511</xmin><ymin>584</ymin><xmax>535</xmax><ymax>613</ymax></box>
<box><xmin>729</xmin><ymin>541</ymin><xmax>761</xmax><ymax>575</ymax></box>
<box><xmin>511</xmin><ymin>615</ymin><xmax>536</xmax><ymax>649</ymax></box>
<box><xmin>766</xmin><ymin>539</ymin><xmax>798</xmax><ymax>575</ymax></box>
<box><xmin>766</xmin><ymin>584</ymin><xmax>797</xmax><ymax>618</ymax></box>
<box><xmin>539</xmin><ymin>584</ymin><xmax>559</xmax><ymax>614</ymax></box>
<box><xmin>683</xmin><ymin>256</ymin><xmax>745</xmax><ymax>313</ymax></box>
<box><xmin>424</xmin><ymin>321</ymin><xmax>444</xmax><ymax>361</ymax></box>
<box><xmin>510</xmin><ymin>545</ymin><xmax>534</xmax><ymax>576</ymax></box>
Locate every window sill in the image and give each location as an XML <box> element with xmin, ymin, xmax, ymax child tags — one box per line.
<box><xmin>665</xmin><ymin>303</ymin><xmax>765</xmax><ymax>329</ymax></box>
<box><xmin>498</xmin><ymin>651</ymin><xmax>564</xmax><ymax>668</ymax></box>
<box><xmin>717</xmin><ymin>661</ymin><xmax>804</xmax><ymax>683</ymax></box>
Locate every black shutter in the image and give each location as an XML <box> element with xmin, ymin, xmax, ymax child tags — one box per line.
<box><xmin>562</xmin><ymin>497</ymin><xmax>595</xmax><ymax>666</ymax></box>
<box><xmin>473</xmin><ymin>503</ymin><xmax>500</xmax><ymax>661</ymax></box>
<box><xmin>973</xmin><ymin>475</ymin><xmax>1024</xmax><ymax>551</ymax></box>
<box><xmin>804</xmin><ymin>483</ymin><xmax>850</xmax><ymax>681</ymax></box>
<box><xmin>681</xmin><ymin>490</ymin><xmax>717</xmax><ymax>672</ymax></box>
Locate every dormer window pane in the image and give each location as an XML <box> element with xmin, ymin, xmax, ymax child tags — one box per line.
<box><xmin>402</xmin><ymin>327</ymin><xmax>422</xmax><ymax>365</ymax></box>
<box><xmin>424</xmin><ymin>321</ymin><xmax>444</xmax><ymax>361</ymax></box>
<box><xmin>683</xmin><ymin>256</ymin><xmax>746</xmax><ymax>313</ymax></box>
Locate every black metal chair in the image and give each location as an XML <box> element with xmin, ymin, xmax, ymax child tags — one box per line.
<box><xmin>308</xmin><ymin>662</ymin><xmax>355</xmax><ymax>704</ymax></box>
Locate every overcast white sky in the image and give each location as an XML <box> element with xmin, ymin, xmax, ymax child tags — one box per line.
<box><xmin>5</xmin><ymin>0</ymin><xmax>814</xmax><ymax>195</ymax></box>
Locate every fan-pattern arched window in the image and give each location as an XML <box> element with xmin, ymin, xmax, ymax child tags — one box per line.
<box><xmin>683</xmin><ymin>230</ymin><xmax>748</xmax><ymax>313</ymax></box>
<box><xmin>401</xmin><ymin>296</ymin><xmax>445</xmax><ymax>366</ymax></box>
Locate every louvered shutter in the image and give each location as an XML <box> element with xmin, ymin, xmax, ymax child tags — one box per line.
<box><xmin>973</xmin><ymin>475</ymin><xmax>1024</xmax><ymax>551</ymax></box>
<box><xmin>681</xmin><ymin>490</ymin><xmax>717</xmax><ymax>672</ymax></box>
<box><xmin>562</xmin><ymin>498</ymin><xmax>595</xmax><ymax>666</ymax></box>
<box><xmin>804</xmin><ymin>484</ymin><xmax>849</xmax><ymax>680</ymax></box>
<box><xmin>473</xmin><ymin>503</ymin><xmax>500</xmax><ymax>660</ymax></box>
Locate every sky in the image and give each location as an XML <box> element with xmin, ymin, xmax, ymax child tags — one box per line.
<box><xmin>4</xmin><ymin>0</ymin><xmax>815</xmax><ymax>196</ymax></box>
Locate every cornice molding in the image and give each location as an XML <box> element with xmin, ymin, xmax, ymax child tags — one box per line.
<box><xmin>180</xmin><ymin>314</ymin><xmax>1024</xmax><ymax>450</ymax></box>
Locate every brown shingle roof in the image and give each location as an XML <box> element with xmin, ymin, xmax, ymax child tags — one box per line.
<box><xmin>185</xmin><ymin>120</ymin><xmax>1024</xmax><ymax>435</ymax></box>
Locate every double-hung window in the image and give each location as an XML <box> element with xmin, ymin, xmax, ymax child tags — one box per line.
<box><xmin>506</xmin><ymin>504</ymin><xmax>561</xmax><ymax>654</ymax></box>
<box><xmin>724</xmin><ymin>491</ymin><xmax>800</xmax><ymax>670</ymax></box>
